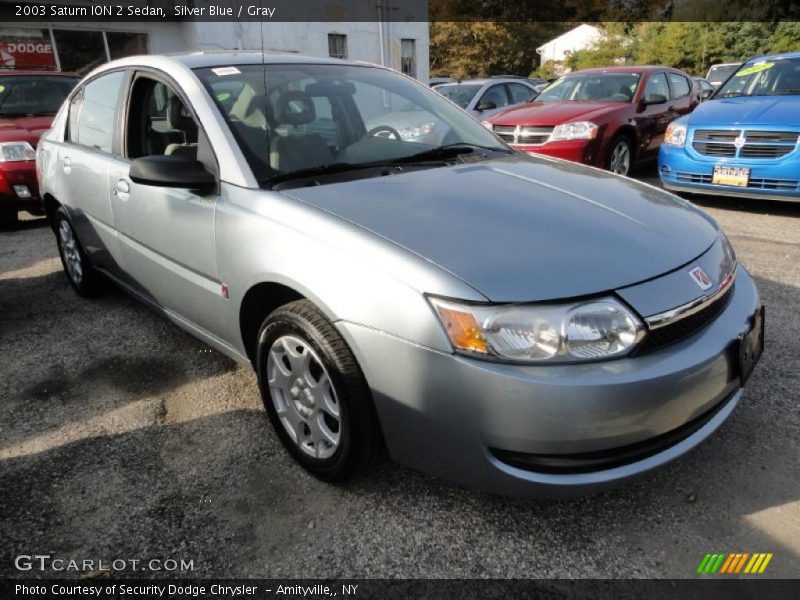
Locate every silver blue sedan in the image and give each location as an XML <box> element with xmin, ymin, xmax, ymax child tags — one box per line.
<box><xmin>37</xmin><ymin>52</ymin><xmax>763</xmax><ymax>497</ymax></box>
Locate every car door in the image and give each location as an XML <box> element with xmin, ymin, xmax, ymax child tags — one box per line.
<box><xmin>471</xmin><ymin>84</ymin><xmax>510</xmax><ymax>118</ymax></box>
<box><xmin>57</xmin><ymin>70</ymin><xmax>129</xmax><ymax>276</ymax></box>
<box><xmin>635</xmin><ymin>71</ymin><xmax>673</xmax><ymax>159</ymax></box>
<box><xmin>106</xmin><ymin>71</ymin><xmax>227</xmax><ymax>340</ymax></box>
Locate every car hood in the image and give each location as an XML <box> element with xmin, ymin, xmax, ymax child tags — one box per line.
<box><xmin>0</xmin><ymin>115</ymin><xmax>54</xmax><ymax>145</ymax></box>
<box><xmin>688</xmin><ymin>95</ymin><xmax>800</xmax><ymax>126</ymax></box>
<box><xmin>489</xmin><ymin>101</ymin><xmax>625</xmax><ymax>126</ymax></box>
<box><xmin>282</xmin><ymin>155</ymin><xmax>718</xmax><ymax>302</ymax></box>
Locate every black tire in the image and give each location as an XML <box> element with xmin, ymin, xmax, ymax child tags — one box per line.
<box><xmin>53</xmin><ymin>207</ymin><xmax>105</xmax><ymax>297</ymax></box>
<box><xmin>605</xmin><ymin>134</ymin><xmax>634</xmax><ymax>176</ymax></box>
<box><xmin>256</xmin><ymin>299</ymin><xmax>382</xmax><ymax>482</ymax></box>
<box><xmin>0</xmin><ymin>207</ymin><xmax>18</xmax><ymax>228</ymax></box>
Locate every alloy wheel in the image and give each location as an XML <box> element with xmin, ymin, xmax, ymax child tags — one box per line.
<box><xmin>609</xmin><ymin>141</ymin><xmax>631</xmax><ymax>176</ymax></box>
<box><xmin>266</xmin><ymin>335</ymin><xmax>342</xmax><ymax>459</ymax></box>
<box><xmin>58</xmin><ymin>220</ymin><xmax>83</xmax><ymax>285</ymax></box>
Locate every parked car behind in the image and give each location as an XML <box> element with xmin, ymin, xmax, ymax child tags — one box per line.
<box><xmin>38</xmin><ymin>52</ymin><xmax>762</xmax><ymax>498</ymax></box>
<box><xmin>706</xmin><ymin>62</ymin><xmax>743</xmax><ymax>89</ymax></box>
<box><xmin>485</xmin><ymin>66</ymin><xmax>700</xmax><ymax>176</ymax></box>
<box><xmin>0</xmin><ymin>70</ymin><xmax>79</xmax><ymax>224</ymax></box>
<box><xmin>660</xmin><ymin>52</ymin><xmax>800</xmax><ymax>203</ymax></box>
<box><xmin>435</xmin><ymin>77</ymin><xmax>539</xmax><ymax>119</ymax></box>
<box><xmin>693</xmin><ymin>77</ymin><xmax>716</xmax><ymax>101</ymax></box>
<box><xmin>429</xmin><ymin>77</ymin><xmax>455</xmax><ymax>87</ymax></box>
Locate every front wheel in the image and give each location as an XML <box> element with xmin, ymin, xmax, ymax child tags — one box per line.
<box><xmin>256</xmin><ymin>300</ymin><xmax>382</xmax><ymax>482</ymax></box>
<box><xmin>606</xmin><ymin>135</ymin><xmax>633</xmax><ymax>176</ymax></box>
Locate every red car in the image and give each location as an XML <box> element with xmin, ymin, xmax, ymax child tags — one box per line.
<box><xmin>486</xmin><ymin>66</ymin><xmax>699</xmax><ymax>176</ymax></box>
<box><xmin>0</xmin><ymin>70</ymin><xmax>79</xmax><ymax>225</ymax></box>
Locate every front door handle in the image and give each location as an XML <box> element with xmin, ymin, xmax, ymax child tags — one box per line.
<box><xmin>116</xmin><ymin>180</ymin><xmax>130</xmax><ymax>194</ymax></box>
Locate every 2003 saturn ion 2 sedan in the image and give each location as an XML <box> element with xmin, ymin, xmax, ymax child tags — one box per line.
<box><xmin>37</xmin><ymin>52</ymin><xmax>764</xmax><ymax>497</ymax></box>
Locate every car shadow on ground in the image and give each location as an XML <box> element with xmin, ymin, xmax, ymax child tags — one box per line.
<box><xmin>0</xmin><ymin>262</ymin><xmax>798</xmax><ymax>577</ymax></box>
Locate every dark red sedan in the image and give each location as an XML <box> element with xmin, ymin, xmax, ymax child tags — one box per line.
<box><xmin>0</xmin><ymin>70</ymin><xmax>79</xmax><ymax>225</ymax></box>
<box><xmin>486</xmin><ymin>66</ymin><xmax>699</xmax><ymax>176</ymax></box>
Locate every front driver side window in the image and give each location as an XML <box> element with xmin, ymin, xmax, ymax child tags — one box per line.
<box><xmin>480</xmin><ymin>85</ymin><xmax>509</xmax><ymax>108</ymax></box>
<box><xmin>127</xmin><ymin>77</ymin><xmax>199</xmax><ymax>160</ymax></box>
<box><xmin>644</xmin><ymin>73</ymin><xmax>670</xmax><ymax>100</ymax></box>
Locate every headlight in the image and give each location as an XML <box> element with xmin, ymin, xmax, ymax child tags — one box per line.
<box><xmin>664</xmin><ymin>122</ymin><xmax>687</xmax><ymax>147</ymax></box>
<box><xmin>429</xmin><ymin>296</ymin><xmax>644</xmax><ymax>364</ymax></box>
<box><xmin>397</xmin><ymin>122</ymin><xmax>436</xmax><ymax>140</ymax></box>
<box><xmin>481</xmin><ymin>120</ymin><xmax>493</xmax><ymax>130</ymax></box>
<box><xmin>0</xmin><ymin>141</ymin><xmax>36</xmax><ymax>162</ymax></box>
<box><xmin>550</xmin><ymin>121</ymin><xmax>598</xmax><ymax>141</ymax></box>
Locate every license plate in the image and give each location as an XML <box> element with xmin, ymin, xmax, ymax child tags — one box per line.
<box><xmin>712</xmin><ymin>166</ymin><xmax>750</xmax><ymax>187</ymax></box>
<box><xmin>739</xmin><ymin>305</ymin><xmax>765</xmax><ymax>386</ymax></box>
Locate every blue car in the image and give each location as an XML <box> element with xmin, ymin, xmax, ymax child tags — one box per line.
<box><xmin>660</xmin><ymin>52</ymin><xmax>800</xmax><ymax>202</ymax></box>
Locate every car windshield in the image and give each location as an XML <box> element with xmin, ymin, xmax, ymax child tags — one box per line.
<box><xmin>536</xmin><ymin>73</ymin><xmax>641</xmax><ymax>103</ymax></box>
<box><xmin>0</xmin><ymin>75</ymin><xmax>79</xmax><ymax>117</ymax></box>
<box><xmin>195</xmin><ymin>64</ymin><xmax>509</xmax><ymax>185</ymax></box>
<box><xmin>706</xmin><ymin>64</ymin><xmax>740</xmax><ymax>83</ymax></box>
<box><xmin>435</xmin><ymin>83</ymin><xmax>483</xmax><ymax>108</ymax></box>
<box><xmin>717</xmin><ymin>57</ymin><xmax>800</xmax><ymax>97</ymax></box>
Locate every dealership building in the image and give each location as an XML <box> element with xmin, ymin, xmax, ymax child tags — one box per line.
<box><xmin>1</xmin><ymin>11</ymin><xmax>429</xmax><ymax>80</ymax></box>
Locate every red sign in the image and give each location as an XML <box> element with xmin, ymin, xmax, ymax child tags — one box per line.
<box><xmin>0</xmin><ymin>40</ymin><xmax>56</xmax><ymax>70</ymax></box>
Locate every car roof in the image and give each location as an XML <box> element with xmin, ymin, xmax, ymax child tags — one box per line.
<box><xmin>743</xmin><ymin>51</ymin><xmax>800</xmax><ymax>62</ymax></box>
<box><xmin>566</xmin><ymin>65</ymin><xmax>681</xmax><ymax>75</ymax></box>
<box><xmin>0</xmin><ymin>70</ymin><xmax>79</xmax><ymax>77</ymax></box>
<box><xmin>166</xmin><ymin>50</ymin><xmax>363</xmax><ymax>69</ymax></box>
<box><xmin>438</xmin><ymin>78</ymin><xmax>534</xmax><ymax>86</ymax></box>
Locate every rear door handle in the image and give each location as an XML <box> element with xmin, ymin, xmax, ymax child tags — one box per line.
<box><xmin>62</xmin><ymin>157</ymin><xmax>71</xmax><ymax>174</ymax></box>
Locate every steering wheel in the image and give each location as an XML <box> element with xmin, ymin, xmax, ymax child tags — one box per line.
<box><xmin>366</xmin><ymin>125</ymin><xmax>402</xmax><ymax>140</ymax></box>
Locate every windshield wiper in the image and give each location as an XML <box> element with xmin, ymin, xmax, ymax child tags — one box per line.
<box><xmin>394</xmin><ymin>142</ymin><xmax>510</xmax><ymax>164</ymax></box>
<box><xmin>263</xmin><ymin>161</ymin><xmax>411</xmax><ymax>188</ymax></box>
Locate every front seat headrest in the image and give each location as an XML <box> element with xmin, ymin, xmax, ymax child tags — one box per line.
<box><xmin>275</xmin><ymin>91</ymin><xmax>316</xmax><ymax>126</ymax></box>
<box><xmin>166</xmin><ymin>96</ymin><xmax>195</xmax><ymax>132</ymax></box>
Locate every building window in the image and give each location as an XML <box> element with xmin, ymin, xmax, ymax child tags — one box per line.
<box><xmin>0</xmin><ymin>27</ymin><xmax>149</xmax><ymax>75</ymax></box>
<box><xmin>328</xmin><ymin>34</ymin><xmax>347</xmax><ymax>60</ymax></box>
<box><xmin>401</xmin><ymin>39</ymin><xmax>416</xmax><ymax>77</ymax></box>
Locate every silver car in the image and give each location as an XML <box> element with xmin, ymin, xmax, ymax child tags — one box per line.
<box><xmin>435</xmin><ymin>77</ymin><xmax>539</xmax><ymax>119</ymax></box>
<box><xmin>38</xmin><ymin>52</ymin><xmax>764</xmax><ymax>497</ymax></box>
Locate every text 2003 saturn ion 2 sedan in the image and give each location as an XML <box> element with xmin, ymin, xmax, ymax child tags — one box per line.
<box><xmin>37</xmin><ymin>53</ymin><xmax>764</xmax><ymax>497</ymax></box>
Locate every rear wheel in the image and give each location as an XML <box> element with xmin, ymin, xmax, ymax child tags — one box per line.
<box><xmin>54</xmin><ymin>207</ymin><xmax>105</xmax><ymax>297</ymax></box>
<box><xmin>256</xmin><ymin>299</ymin><xmax>382</xmax><ymax>481</ymax></box>
<box><xmin>606</xmin><ymin>134</ymin><xmax>633</xmax><ymax>176</ymax></box>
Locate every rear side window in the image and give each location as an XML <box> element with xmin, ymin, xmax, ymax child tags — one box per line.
<box><xmin>668</xmin><ymin>73</ymin><xmax>691</xmax><ymax>99</ymax></box>
<box><xmin>68</xmin><ymin>71</ymin><xmax>125</xmax><ymax>153</ymax></box>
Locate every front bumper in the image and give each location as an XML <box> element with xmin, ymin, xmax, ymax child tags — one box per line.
<box><xmin>659</xmin><ymin>144</ymin><xmax>800</xmax><ymax>202</ymax></box>
<box><xmin>337</xmin><ymin>267</ymin><xmax>761</xmax><ymax>497</ymax></box>
<box><xmin>0</xmin><ymin>160</ymin><xmax>41</xmax><ymax>210</ymax></box>
<box><xmin>515</xmin><ymin>139</ymin><xmax>600</xmax><ymax>167</ymax></box>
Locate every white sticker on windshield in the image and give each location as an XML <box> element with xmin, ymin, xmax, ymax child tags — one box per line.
<box><xmin>212</xmin><ymin>67</ymin><xmax>241</xmax><ymax>76</ymax></box>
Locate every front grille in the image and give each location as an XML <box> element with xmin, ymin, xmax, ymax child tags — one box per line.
<box><xmin>635</xmin><ymin>284</ymin><xmax>734</xmax><ymax>355</ymax></box>
<box><xmin>490</xmin><ymin>390</ymin><xmax>733</xmax><ymax>474</ymax></box>
<box><xmin>692</xmin><ymin>128</ymin><xmax>799</xmax><ymax>159</ymax></box>
<box><xmin>493</xmin><ymin>125</ymin><xmax>553</xmax><ymax>145</ymax></box>
<box><xmin>748</xmin><ymin>177</ymin><xmax>800</xmax><ymax>191</ymax></box>
<box><xmin>676</xmin><ymin>172</ymin><xmax>712</xmax><ymax>184</ymax></box>
<box><xmin>493</xmin><ymin>125</ymin><xmax>516</xmax><ymax>143</ymax></box>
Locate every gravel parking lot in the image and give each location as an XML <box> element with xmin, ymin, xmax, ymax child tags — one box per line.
<box><xmin>1</xmin><ymin>167</ymin><xmax>798</xmax><ymax>579</ymax></box>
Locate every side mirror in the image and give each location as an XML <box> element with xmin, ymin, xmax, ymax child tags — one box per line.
<box><xmin>700</xmin><ymin>88</ymin><xmax>713</xmax><ymax>100</ymax></box>
<box><xmin>642</xmin><ymin>93</ymin><xmax>668</xmax><ymax>106</ymax></box>
<box><xmin>475</xmin><ymin>100</ymin><xmax>497</xmax><ymax>112</ymax></box>
<box><xmin>129</xmin><ymin>155</ymin><xmax>216</xmax><ymax>190</ymax></box>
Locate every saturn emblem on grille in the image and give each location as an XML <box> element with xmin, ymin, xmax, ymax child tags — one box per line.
<box><xmin>734</xmin><ymin>135</ymin><xmax>746</xmax><ymax>148</ymax></box>
<box><xmin>690</xmin><ymin>266</ymin><xmax>714</xmax><ymax>291</ymax></box>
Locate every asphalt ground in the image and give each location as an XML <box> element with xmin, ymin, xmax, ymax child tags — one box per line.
<box><xmin>1</xmin><ymin>165</ymin><xmax>798</xmax><ymax>579</ymax></box>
